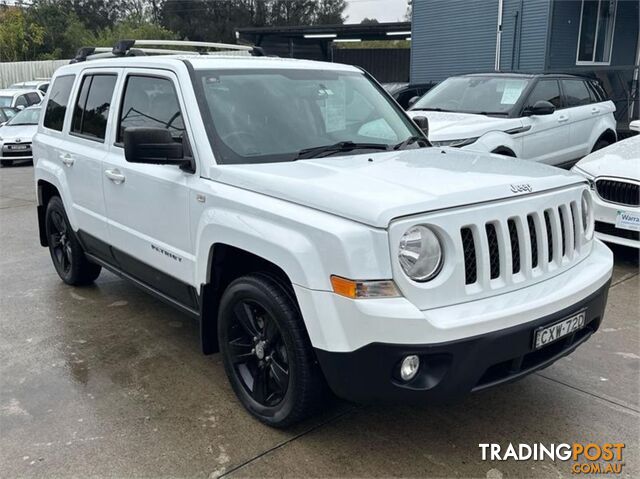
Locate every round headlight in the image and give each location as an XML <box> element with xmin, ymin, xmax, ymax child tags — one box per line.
<box><xmin>398</xmin><ymin>225</ymin><xmax>443</xmax><ymax>282</ymax></box>
<box><xmin>581</xmin><ymin>189</ymin><xmax>594</xmax><ymax>240</ymax></box>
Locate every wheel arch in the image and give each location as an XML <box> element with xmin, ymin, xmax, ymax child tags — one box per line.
<box><xmin>36</xmin><ymin>180</ymin><xmax>61</xmax><ymax>246</ymax></box>
<box><xmin>592</xmin><ymin>128</ymin><xmax>617</xmax><ymax>150</ymax></box>
<box><xmin>200</xmin><ymin>243</ymin><xmax>299</xmax><ymax>355</ymax></box>
<box><xmin>491</xmin><ymin>146</ymin><xmax>517</xmax><ymax>157</ymax></box>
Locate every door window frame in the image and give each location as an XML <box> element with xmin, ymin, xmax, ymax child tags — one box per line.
<box><xmin>575</xmin><ymin>0</ymin><xmax>617</xmax><ymax>66</ymax></box>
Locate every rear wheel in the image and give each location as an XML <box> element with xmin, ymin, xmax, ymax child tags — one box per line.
<box><xmin>218</xmin><ymin>273</ymin><xmax>326</xmax><ymax>427</ymax></box>
<box><xmin>45</xmin><ymin>196</ymin><xmax>101</xmax><ymax>285</ymax></box>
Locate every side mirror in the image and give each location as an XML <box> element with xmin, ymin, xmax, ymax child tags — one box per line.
<box><xmin>408</xmin><ymin>96</ymin><xmax>420</xmax><ymax>108</ymax></box>
<box><xmin>16</xmin><ymin>105</ymin><xmax>25</xmax><ymax>111</ymax></box>
<box><xmin>526</xmin><ymin>100</ymin><xmax>555</xmax><ymax>116</ymax></box>
<box><xmin>412</xmin><ymin>115</ymin><xmax>429</xmax><ymax>137</ymax></box>
<box><xmin>0</xmin><ymin>122</ymin><xmax>5</xmax><ymax>127</ymax></box>
<box><xmin>124</xmin><ymin>127</ymin><xmax>185</xmax><ymax>165</ymax></box>
<box><xmin>629</xmin><ymin>120</ymin><xmax>640</xmax><ymax>132</ymax></box>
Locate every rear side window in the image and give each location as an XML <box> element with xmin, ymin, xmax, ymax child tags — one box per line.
<box><xmin>26</xmin><ymin>92</ymin><xmax>41</xmax><ymax>105</ymax></box>
<box><xmin>524</xmin><ymin>80</ymin><xmax>562</xmax><ymax>110</ymax></box>
<box><xmin>562</xmin><ymin>80</ymin><xmax>592</xmax><ymax>107</ymax></box>
<box><xmin>44</xmin><ymin>75</ymin><xmax>76</xmax><ymax>131</ymax></box>
<box><xmin>117</xmin><ymin>75</ymin><xmax>184</xmax><ymax>143</ymax></box>
<box><xmin>71</xmin><ymin>74</ymin><xmax>117</xmax><ymax>141</ymax></box>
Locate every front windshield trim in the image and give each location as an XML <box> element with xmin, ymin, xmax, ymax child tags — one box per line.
<box><xmin>186</xmin><ymin>62</ymin><xmax>428</xmax><ymax>165</ymax></box>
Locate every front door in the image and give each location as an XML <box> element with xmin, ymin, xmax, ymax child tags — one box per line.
<box><xmin>520</xmin><ymin>79</ymin><xmax>572</xmax><ymax>165</ymax></box>
<box><xmin>102</xmin><ymin>70</ymin><xmax>196</xmax><ymax>306</ymax></box>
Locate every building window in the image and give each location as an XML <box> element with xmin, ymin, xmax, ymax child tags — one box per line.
<box><xmin>576</xmin><ymin>0</ymin><xmax>617</xmax><ymax>64</ymax></box>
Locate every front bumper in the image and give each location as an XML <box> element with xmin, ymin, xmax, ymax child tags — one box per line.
<box><xmin>315</xmin><ymin>281</ymin><xmax>610</xmax><ymax>404</ymax></box>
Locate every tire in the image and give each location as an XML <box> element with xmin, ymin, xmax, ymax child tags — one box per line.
<box><xmin>218</xmin><ymin>273</ymin><xmax>327</xmax><ymax>427</ymax></box>
<box><xmin>45</xmin><ymin>196</ymin><xmax>101</xmax><ymax>285</ymax></box>
<box><xmin>0</xmin><ymin>160</ymin><xmax>13</xmax><ymax>167</ymax></box>
<box><xmin>592</xmin><ymin>139</ymin><xmax>611</xmax><ymax>153</ymax></box>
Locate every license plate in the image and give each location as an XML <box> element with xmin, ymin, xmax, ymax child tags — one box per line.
<box><xmin>534</xmin><ymin>311</ymin><xmax>585</xmax><ymax>350</ymax></box>
<box><xmin>615</xmin><ymin>210</ymin><xmax>640</xmax><ymax>232</ymax></box>
<box><xmin>9</xmin><ymin>145</ymin><xmax>28</xmax><ymax>150</ymax></box>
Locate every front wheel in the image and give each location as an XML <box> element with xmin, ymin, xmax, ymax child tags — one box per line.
<box><xmin>45</xmin><ymin>196</ymin><xmax>101</xmax><ymax>285</ymax></box>
<box><xmin>218</xmin><ymin>273</ymin><xmax>327</xmax><ymax>427</ymax></box>
<box><xmin>592</xmin><ymin>139</ymin><xmax>611</xmax><ymax>153</ymax></box>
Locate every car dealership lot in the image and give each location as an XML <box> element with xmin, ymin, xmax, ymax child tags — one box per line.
<box><xmin>1</xmin><ymin>165</ymin><xmax>638</xmax><ymax>478</ymax></box>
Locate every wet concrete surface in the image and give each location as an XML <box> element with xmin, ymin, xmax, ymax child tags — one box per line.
<box><xmin>1</xmin><ymin>164</ymin><xmax>638</xmax><ymax>478</ymax></box>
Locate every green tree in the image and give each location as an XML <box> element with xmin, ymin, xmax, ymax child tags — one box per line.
<box><xmin>0</xmin><ymin>7</ymin><xmax>45</xmax><ymax>62</ymax></box>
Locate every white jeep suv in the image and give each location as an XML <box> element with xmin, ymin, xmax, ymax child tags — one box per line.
<box><xmin>407</xmin><ymin>73</ymin><xmax>617</xmax><ymax>167</ymax></box>
<box><xmin>33</xmin><ymin>42</ymin><xmax>613</xmax><ymax>427</ymax></box>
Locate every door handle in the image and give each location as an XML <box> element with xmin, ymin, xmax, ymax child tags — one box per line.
<box><xmin>104</xmin><ymin>168</ymin><xmax>126</xmax><ymax>184</ymax></box>
<box><xmin>557</xmin><ymin>115</ymin><xmax>569</xmax><ymax>123</ymax></box>
<box><xmin>591</xmin><ymin>107</ymin><xmax>600</xmax><ymax>115</ymax></box>
<box><xmin>60</xmin><ymin>153</ymin><xmax>74</xmax><ymax>167</ymax></box>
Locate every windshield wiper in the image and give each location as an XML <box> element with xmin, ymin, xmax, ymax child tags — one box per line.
<box><xmin>410</xmin><ymin>107</ymin><xmax>448</xmax><ymax>112</ymax></box>
<box><xmin>296</xmin><ymin>141</ymin><xmax>389</xmax><ymax>160</ymax></box>
<box><xmin>393</xmin><ymin>135</ymin><xmax>429</xmax><ymax>150</ymax></box>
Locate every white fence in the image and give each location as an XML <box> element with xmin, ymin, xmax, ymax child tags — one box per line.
<box><xmin>0</xmin><ymin>59</ymin><xmax>70</xmax><ymax>89</ymax></box>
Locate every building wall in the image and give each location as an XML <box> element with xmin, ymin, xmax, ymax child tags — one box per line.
<box><xmin>548</xmin><ymin>0</ymin><xmax>639</xmax><ymax>69</ymax></box>
<box><xmin>410</xmin><ymin>0</ymin><xmax>499</xmax><ymax>84</ymax></box>
<box><xmin>499</xmin><ymin>0</ymin><xmax>551</xmax><ymax>71</ymax></box>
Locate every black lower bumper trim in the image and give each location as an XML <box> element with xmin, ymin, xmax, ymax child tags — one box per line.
<box><xmin>315</xmin><ymin>281</ymin><xmax>610</xmax><ymax>404</ymax></box>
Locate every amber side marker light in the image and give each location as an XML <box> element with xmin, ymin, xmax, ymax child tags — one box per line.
<box><xmin>330</xmin><ymin>275</ymin><xmax>401</xmax><ymax>299</ymax></box>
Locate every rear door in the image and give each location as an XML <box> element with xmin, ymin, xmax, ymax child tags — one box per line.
<box><xmin>561</xmin><ymin>79</ymin><xmax>597</xmax><ymax>159</ymax></box>
<box><xmin>520</xmin><ymin>79</ymin><xmax>571</xmax><ymax>164</ymax></box>
<box><xmin>102</xmin><ymin>69</ymin><xmax>196</xmax><ymax>302</ymax></box>
<box><xmin>61</xmin><ymin>69</ymin><xmax>119</xmax><ymax>243</ymax></box>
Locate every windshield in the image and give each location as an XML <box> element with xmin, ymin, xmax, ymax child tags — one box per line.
<box><xmin>196</xmin><ymin>68</ymin><xmax>423</xmax><ymax>164</ymax></box>
<box><xmin>7</xmin><ymin>108</ymin><xmax>41</xmax><ymax>126</ymax></box>
<box><xmin>0</xmin><ymin>97</ymin><xmax>12</xmax><ymax>107</ymax></box>
<box><xmin>411</xmin><ymin>76</ymin><xmax>531</xmax><ymax>115</ymax></box>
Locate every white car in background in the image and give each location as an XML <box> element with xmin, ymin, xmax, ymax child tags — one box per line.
<box><xmin>0</xmin><ymin>89</ymin><xmax>44</xmax><ymax>110</ymax></box>
<box><xmin>572</xmin><ymin>121</ymin><xmax>640</xmax><ymax>249</ymax></box>
<box><xmin>0</xmin><ymin>105</ymin><xmax>41</xmax><ymax>166</ymax></box>
<box><xmin>407</xmin><ymin>73</ymin><xmax>617</xmax><ymax>167</ymax></box>
<box><xmin>10</xmin><ymin>79</ymin><xmax>50</xmax><ymax>94</ymax></box>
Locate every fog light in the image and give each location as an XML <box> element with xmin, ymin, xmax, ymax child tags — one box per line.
<box><xmin>400</xmin><ymin>355</ymin><xmax>420</xmax><ymax>381</ymax></box>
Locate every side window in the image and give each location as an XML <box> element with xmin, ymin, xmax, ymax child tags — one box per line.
<box><xmin>118</xmin><ymin>75</ymin><xmax>184</xmax><ymax>143</ymax></box>
<box><xmin>562</xmin><ymin>80</ymin><xmax>592</xmax><ymax>107</ymax></box>
<box><xmin>15</xmin><ymin>95</ymin><xmax>27</xmax><ymax>108</ymax></box>
<box><xmin>71</xmin><ymin>74</ymin><xmax>117</xmax><ymax>141</ymax></box>
<box><xmin>26</xmin><ymin>92</ymin><xmax>41</xmax><ymax>105</ymax></box>
<box><xmin>586</xmin><ymin>80</ymin><xmax>606</xmax><ymax>103</ymax></box>
<box><xmin>524</xmin><ymin>80</ymin><xmax>562</xmax><ymax>110</ymax></box>
<box><xmin>44</xmin><ymin>75</ymin><xmax>75</xmax><ymax>131</ymax></box>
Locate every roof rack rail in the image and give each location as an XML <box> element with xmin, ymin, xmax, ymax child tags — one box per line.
<box><xmin>71</xmin><ymin>39</ymin><xmax>265</xmax><ymax>63</ymax></box>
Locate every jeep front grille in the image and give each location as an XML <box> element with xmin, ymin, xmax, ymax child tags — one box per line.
<box><xmin>462</xmin><ymin>202</ymin><xmax>581</xmax><ymax>286</ymax></box>
<box><xmin>595</xmin><ymin>179</ymin><xmax>639</xmax><ymax>206</ymax></box>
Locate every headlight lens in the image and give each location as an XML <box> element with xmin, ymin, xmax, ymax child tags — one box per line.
<box><xmin>398</xmin><ymin>225</ymin><xmax>443</xmax><ymax>282</ymax></box>
<box><xmin>431</xmin><ymin>137</ymin><xmax>478</xmax><ymax>148</ymax></box>
<box><xmin>581</xmin><ymin>189</ymin><xmax>594</xmax><ymax>240</ymax></box>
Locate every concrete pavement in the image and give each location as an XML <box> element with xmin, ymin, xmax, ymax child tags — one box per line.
<box><xmin>1</xmin><ymin>163</ymin><xmax>638</xmax><ymax>478</ymax></box>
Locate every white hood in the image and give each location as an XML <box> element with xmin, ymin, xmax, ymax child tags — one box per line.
<box><xmin>406</xmin><ymin>110</ymin><xmax>520</xmax><ymax>141</ymax></box>
<box><xmin>208</xmin><ymin>147</ymin><xmax>584</xmax><ymax>228</ymax></box>
<box><xmin>574</xmin><ymin>135</ymin><xmax>640</xmax><ymax>181</ymax></box>
<box><xmin>0</xmin><ymin>124</ymin><xmax>37</xmax><ymax>142</ymax></box>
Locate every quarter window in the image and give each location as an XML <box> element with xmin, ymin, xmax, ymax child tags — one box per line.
<box><xmin>562</xmin><ymin>80</ymin><xmax>592</xmax><ymax>107</ymax></box>
<box><xmin>577</xmin><ymin>0</ymin><xmax>617</xmax><ymax>64</ymax></box>
<box><xmin>117</xmin><ymin>75</ymin><xmax>184</xmax><ymax>143</ymax></box>
<box><xmin>524</xmin><ymin>80</ymin><xmax>562</xmax><ymax>110</ymax></box>
<box><xmin>71</xmin><ymin>74</ymin><xmax>117</xmax><ymax>141</ymax></box>
<box><xmin>43</xmin><ymin>75</ymin><xmax>75</xmax><ymax>131</ymax></box>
